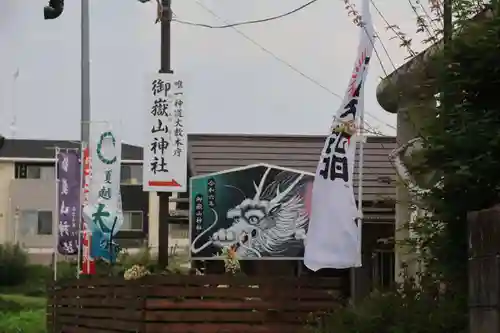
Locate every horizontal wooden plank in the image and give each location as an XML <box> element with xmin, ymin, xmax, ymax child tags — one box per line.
<box><xmin>145</xmin><ymin>310</ymin><xmax>324</xmax><ymax>323</ymax></box>
<box><xmin>60</xmin><ymin>326</ymin><xmax>120</xmax><ymax>333</ymax></box>
<box><xmin>56</xmin><ymin>296</ymin><xmax>143</xmax><ymax>308</ymax></box>
<box><xmin>194</xmin><ymin>159</ymin><xmax>315</xmax><ymax>168</ymax></box>
<box><xmin>146</xmin><ymin>299</ymin><xmax>337</xmax><ymax>311</ymax></box>
<box><xmin>145</xmin><ymin>322</ymin><xmax>308</xmax><ymax>333</ymax></box>
<box><xmin>145</xmin><ymin>286</ymin><xmax>340</xmax><ymax>300</ymax></box>
<box><xmin>55</xmin><ymin>275</ymin><xmax>342</xmax><ymax>288</ymax></box>
<box><xmin>54</xmin><ymin>286</ymin><xmax>142</xmax><ymax>297</ymax></box>
<box><xmin>190</xmin><ymin>140</ymin><xmax>324</xmax><ymax>149</ymax></box>
<box><xmin>189</xmin><ymin>137</ymin><xmax>395</xmax><ymax>149</ymax></box>
<box><xmin>53</xmin><ymin>275</ymin><xmax>343</xmax><ymax>288</ymax></box>
<box><xmin>141</xmin><ymin>275</ymin><xmax>343</xmax><ymax>288</ymax></box>
<box><xmin>190</xmin><ymin>145</ymin><xmax>395</xmax><ymax>156</ymax></box>
<box><xmin>58</xmin><ymin>316</ymin><xmax>142</xmax><ymax>332</ymax></box>
<box><xmin>193</xmin><ymin>158</ymin><xmax>392</xmax><ymax>168</ymax></box>
<box><xmin>61</xmin><ymin>278</ymin><xmax>129</xmax><ymax>287</ymax></box>
<box><xmin>192</xmin><ymin>152</ymin><xmax>393</xmax><ymax>163</ymax></box>
<box><xmin>195</xmin><ymin>165</ymin><xmax>396</xmax><ymax>177</ymax></box>
<box><xmin>56</xmin><ymin>307</ymin><xmax>142</xmax><ymax>320</ymax></box>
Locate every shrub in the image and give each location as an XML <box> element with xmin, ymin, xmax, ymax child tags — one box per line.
<box><xmin>0</xmin><ymin>243</ymin><xmax>28</xmax><ymax>286</ymax></box>
<box><xmin>0</xmin><ymin>295</ymin><xmax>46</xmax><ymax>332</ymax></box>
<box><xmin>117</xmin><ymin>247</ymin><xmax>167</xmax><ymax>274</ymax></box>
<box><xmin>311</xmin><ymin>270</ymin><xmax>467</xmax><ymax>333</ymax></box>
<box><xmin>56</xmin><ymin>260</ymin><xmax>79</xmax><ymax>281</ymax></box>
<box><xmin>0</xmin><ymin>298</ymin><xmax>24</xmax><ymax>313</ymax></box>
<box><xmin>0</xmin><ymin>309</ymin><xmax>46</xmax><ymax>333</ymax></box>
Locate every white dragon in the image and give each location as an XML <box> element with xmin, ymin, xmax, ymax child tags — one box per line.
<box><xmin>190</xmin><ymin>167</ymin><xmax>310</xmax><ymax>258</ymax></box>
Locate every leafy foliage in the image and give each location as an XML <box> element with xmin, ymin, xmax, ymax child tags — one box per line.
<box><xmin>0</xmin><ymin>309</ymin><xmax>46</xmax><ymax>333</ymax></box>
<box><xmin>316</xmin><ymin>1</ymin><xmax>500</xmax><ymax>332</ymax></box>
<box><xmin>416</xmin><ymin>6</ymin><xmax>500</xmax><ymax>287</ymax></box>
<box><xmin>0</xmin><ymin>243</ymin><xmax>28</xmax><ymax>287</ymax></box>
<box><xmin>0</xmin><ymin>295</ymin><xmax>46</xmax><ymax>333</ymax></box>
<box><xmin>311</xmin><ymin>269</ymin><xmax>467</xmax><ymax>333</ymax></box>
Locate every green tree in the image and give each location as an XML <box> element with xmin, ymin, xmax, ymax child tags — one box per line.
<box><xmin>314</xmin><ymin>1</ymin><xmax>499</xmax><ymax>332</ymax></box>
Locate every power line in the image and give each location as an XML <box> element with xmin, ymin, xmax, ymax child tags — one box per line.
<box><xmin>186</xmin><ymin>0</ymin><xmax>396</xmax><ymax>131</ymax></box>
<box><xmin>406</xmin><ymin>0</ymin><xmax>437</xmax><ymax>41</ymax></box>
<box><xmin>373</xmin><ymin>31</ymin><xmax>397</xmax><ymax>71</ymax></box>
<box><xmin>416</xmin><ymin>0</ymin><xmax>442</xmax><ymax>33</ymax></box>
<box><xmin>191</xmin><ymin>0</ymin><xmax>342</xmax><ymax>99</ymax></box>
<box><xmin>173</xmin><ymin>0</ymin><xmax>320</xmax><ymax>29</ymax></box>
<box><xmin>369</xmin><ymin>0</ymin><xmax>417</xmax><ymax>57</ymax></box>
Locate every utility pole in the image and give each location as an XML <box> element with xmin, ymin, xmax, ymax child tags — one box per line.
<box><xmin>157</xmin><ymin>0</ymin><xmax>173</xmax><ymax>269</ymax></box>
<box><xmin>443</xmin><ymin>0</ymin><xmax>452</xmax><ymax>45</ymax></box>
<box><xmin>442</xmin><ymin>0</ymin><xmax>452</xmax><ymax>143</ymax></box>
<box><xmin>44</xmin><ymin>0</ymin><xmax>172</xmax><ymax>268</ymax></box>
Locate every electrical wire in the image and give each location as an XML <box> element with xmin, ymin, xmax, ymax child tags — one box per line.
<box><xmin>173</xmin><ymin>0</ymin><xmax>320</xmax><ymax>29</ymax></box>
<box><xmin>416</xmin><ymin>0</ymin><xmax>443</xmax><ymax>32</ymax></box>
<box><xmin>369</xmin><ymin>0</ymin><xmax>417</xmax><ymax>57</ymax></box>
<box><xmin>406</xmin><ymin>0</ymin><xmax>437</xmax><ymax>41</ymax></box>
<box><xmin>184</xmin><ymin>0</ymin><xmax>396</xmax><ymax>132</ymax></box>
<box><xmin>191</xmin><ymin>0</ymin><xmax>342</xmax><ymax>100</ymax></box>
<box><xmin>373</xmin><ymin>31</ymin><xmax>397</xmax><ymax>71</ymax></box>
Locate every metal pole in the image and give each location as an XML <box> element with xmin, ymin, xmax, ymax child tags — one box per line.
<box><xmin>351</xmin><ymin>119</ymin><xmax>365</xmax><ymax>303</ymax></box>
<box><xmin>13</xmin><ymin>206</ymin><xmax>19</xmax><ymax>245</ymax></box>
<box><xmin>157</xmin><ymin>0</ymin><xmax>173</xmax><ymax>269</ymax></box>
<box><xmin>79</xmin><ymin>0</ymin><xmax>91</xmax><ymax>276</ymax></box>
<box><xmin>76</xmin><ymin>144</ymin><xmax>85</xmax><ymax>278</ymax></box>
<box><xmin>81</xmin><ymin>0</ymin><xmax>91</xmax><ymax>142</ymax></box>
<box><xmin>54</xmin><ymin>147</ymin><xmax>60</xmax><ymax>281</ymax></box>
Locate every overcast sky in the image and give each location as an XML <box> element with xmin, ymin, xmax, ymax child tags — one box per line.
<box><xmin>0</xmin><ymin>0</ymin><xmax>428</xmax><ymax>146</ymax></box>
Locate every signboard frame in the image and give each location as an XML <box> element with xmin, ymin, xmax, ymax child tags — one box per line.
<box><xmin>189</xmin><ymin>163</ymin><xmax>314</xmax><ymax>261</ymax></box>
<box><xmin>143</xmin><ymin>73</ymin><xmax>187</xmax><ymax>193</ymax></box>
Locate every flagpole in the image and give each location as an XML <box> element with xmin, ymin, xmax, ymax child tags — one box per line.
<box><xmin>53</xmin><ymin>147</ymin><xmax>60</xmax><ymax>281</ymax></box>
<box><xmin>357</xmin><ymin>123</ymin><xmax>364</xmax><ymax>258</ymax></box>
<box><xmin>77</xmin><ymin>143</ymin><xmax>85</xmax><ymax>279</ymax></box>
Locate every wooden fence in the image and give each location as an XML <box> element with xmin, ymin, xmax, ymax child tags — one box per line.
<box><xmin>47</xmin><ymin>274</ymin><xmax>346</xmax><ymax>333</ymax></box>
<box><xmin>468</xmin><ymin>204</ymin><xmax>500</xmax><ymax>333</ymax></box>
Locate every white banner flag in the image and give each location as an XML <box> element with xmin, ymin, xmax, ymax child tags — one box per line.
<box><xmin>83</xmin><ymin>121</ymin><xmax>124</xmax><ymax>262</ymax></box>
<box><xmin>304</xmin><ymin>0</ymin><xmax>375</xmax><ymax>270</ymax></box>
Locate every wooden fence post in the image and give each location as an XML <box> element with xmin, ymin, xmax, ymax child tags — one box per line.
<box><xmin>468</xmin><ymin>204</ymin><xmax>500</xmax><ymax>333</ymax></box>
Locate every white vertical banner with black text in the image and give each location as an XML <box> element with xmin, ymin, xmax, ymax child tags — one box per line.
<box><xmin>82</xmin><ymin>121</ymin><xmax>124</xmax><ymax>262</ymax></box>
<box><xmin>304</xmin><ymin>0</ymin><xmax>375</xmax><ymax>270</ymax></box>
<box><xmin>143</xmin><ymin>73</ymin><xmax>187</xmax><ymax>193</ymax></box>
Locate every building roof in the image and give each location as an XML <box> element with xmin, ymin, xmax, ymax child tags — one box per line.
<box><xmin>188</xmin><ymin>134</ymin><xmax>396</xmax><ymax>202</ymax></box>
<box><xmin>0</xmin><ymin>134</ymin><xmax>397</xmax><ymax>202</ymax></box>
<box><xmin>0</xmin><ymin>139</ymin><xmax>143</xmax><ymax>160</ymax></box>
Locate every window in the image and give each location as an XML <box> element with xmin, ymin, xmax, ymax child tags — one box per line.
<box><xmin>371</xmin><ymin>250</ymin><xmax>395</xmax><ymax>289</ymax></box>
<box><xmin>121</xmin><ymin>165</ymin><xmax>142</xmax><ymax>185</ymax></box>
<box><xmin>25</xmin><ymin>165</ymin><xmax>55</xmax><ymax>180</ymax></box>
<box><xmin>19</xmin><ymin>210</ymin><xmax>53</xmax><ymax>235</ymax></box>
<box><xmin>176</xmin><ymin>191</ymin><xmax>189</xmax><ymax>211</ymax></box>
<box><xmin>122</xmin><ymin>211</ymin><xmax>143</xmax><ymax>231</ymax></box>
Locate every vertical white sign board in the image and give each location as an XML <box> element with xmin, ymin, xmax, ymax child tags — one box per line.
<box><xmin>143</xmin><ymin>73</ymin><xmax>187</xmax><ymax>193</ymax></box>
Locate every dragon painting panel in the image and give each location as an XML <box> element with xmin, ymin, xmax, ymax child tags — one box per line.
<box><xmin>189</xmin><ymin>164</ymin><xmax>314</xmax><ymax>259</ymax></box>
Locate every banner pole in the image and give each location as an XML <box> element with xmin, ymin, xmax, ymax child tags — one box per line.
<box><xmin>357</xmin><ymin>123</ymin><xmax>364</xmax><ymax>261</ymax></box>
<box><xmin>77</xmin><ymin>143</ymin><xmax>85</xmax><ymax>279</ymax></box>
<box><xmin>53</xmin><ymin>147</ymin><xmax>60</xmax><ymax>281</ymax></box>
<box><xmin>351</xmin><ymin>100</ymin><xmax>366</xmax><ymax>304</ymax></box>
